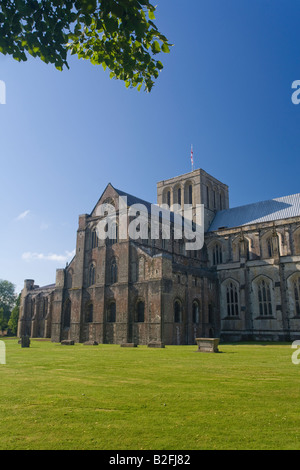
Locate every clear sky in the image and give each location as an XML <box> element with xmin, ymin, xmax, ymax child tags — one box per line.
<box><xmin>1</xmin><ymin>0</ymin><xmax>300</xmax><ymax>294</ymax></box>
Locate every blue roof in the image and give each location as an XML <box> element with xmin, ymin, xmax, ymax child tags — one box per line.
<box><xmin>208</xmin><ymin>193</ymin><xmax>300</xmax><ymax>232</ymax></box>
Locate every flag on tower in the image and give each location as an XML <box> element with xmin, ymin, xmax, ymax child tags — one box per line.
<box><xmin>191</xmin><ymin>145</ymin><xmax>194</xmax><ymax>170</ymax></box>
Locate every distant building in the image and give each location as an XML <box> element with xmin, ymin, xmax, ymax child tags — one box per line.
<box><xmin>18</xmin><ymin>168</ymin><xmax>300</xmax><ymax>343</ymax></box>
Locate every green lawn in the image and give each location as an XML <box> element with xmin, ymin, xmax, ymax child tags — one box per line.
<box><xmin>0</xmin><ymin>338</ymin><xmax>299</xmax><ymax>450</ymax></box>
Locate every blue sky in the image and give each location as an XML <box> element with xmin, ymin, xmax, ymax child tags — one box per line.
<box><xmin>1</xmin><ymin>0</ymin><xmax>300</xmax><ymax>294</ymax></box>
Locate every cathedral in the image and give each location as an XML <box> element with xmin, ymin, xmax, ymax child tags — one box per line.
<box><xmin>18</xmin><ymin>168</ymin><xmax>300</xmax><ymax>344</ymax></box>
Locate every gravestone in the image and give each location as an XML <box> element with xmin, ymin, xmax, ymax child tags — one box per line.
<box><xmin>21</xmin><ymin>336</ymin><xmax>30</xmax><ymax>348</ymax></box>
<box><xmin>147</xmin><ymin>341</ymin><xmax>165</xmax><ymax>348</ymax></box>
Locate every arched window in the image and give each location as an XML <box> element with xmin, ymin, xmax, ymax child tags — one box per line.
<box><xmin>138</xmin><ymin>257</ymin><xmax>145</xmax><ymax>280</ymax></box>
<box><xmin>232</xmin><ymin>237</ymin><xmax>250</xmax><ymax>262</ymax></box>
<box><xmin>107</xmin><ymin>301</ymin><xmax>116</xmax><ymax>322</ymax></box>
<box><xmin>91</xmin><ymin>227</ymin><xmax>98</xmax><ymax>249</ymax></box>
<box><xmin>86</xmin><ymin>304</ymin><xmax>93</xmax><ymax>323</ymax></box>
<box><xmin>212</xmin><ymin>243</ymin><xmax>223</xmax><ymax>265</ymax></box>
<box><xmin>174</xmin><ymin>299</ymin><xmax>182</xmax><ymax>323</ymax></box>
<box><xmin>192</xmin><ymin>300</ymin><xmax>200</xmax><ymax>323</ymax></box>
<box><xmin>110</xmin><ymin>259</ymin><xmax>118</xmax><ymax>284</ymax></box>
<box><xmin>89</xmin><ymin>263</ymin><xmax>95</xmax><ymax>286</ymax></box>
<box><xmin>131</xmin><ymin>262</ymin><xmax>138</xmax><ymax>282</ymax></box>
<box><xmin>206</xmin><ymin>186</ymin><xmax>210</xmax><ymax>208</ymax></box>
<box><xmin>167</xmin><ymin>190</ymin><xmax>171</xmax><ymax>207</ymax></box>
<box><xmin>188</xmin><ymin>184</ymin><xmax>193</xmax><ymax>205</ymax></box>
<box><xmin>258</xmin><ymin>279</ymin><xmax>272</xmax><ymax>316</ymax></box>
<box><xmin>293</xmin><ymin>277</ymin><xmax>300</xmax><ymax>315</ymax></box>
<box><xmin>226</xmin><ymin>282</ymin><xmax>239</xmax><ymax>316</ymax></box>
<box><xmin>136</xmin><ymin>301</ymin><xmax>145</xmax><ymax>322</ymax></box>
<box><xmin>266</xmin><ymin>237</ymin><xmax>273</xmax><ymax>258</ymax></box>
<box><xmin>178</xmin><ymin>187</ymin><xmax>182</xmax><ymax>206</ymax></box>
<box><xmin>107</xmin><ymin>222</ymin><xmax>118</xmax><ymax>246</ymax></box>
<box><xmin>293</xmin><ymin>229</ymin><xmax>300</xmax><ymax>255</ymax></box>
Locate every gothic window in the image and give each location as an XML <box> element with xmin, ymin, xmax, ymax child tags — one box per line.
<box><xmin>92</xmin><ymin>227</ymin><xmax>98</xmax><ymax>249</ymax></box>
<box><xmin>107</xmin><ymin>301</ymin><xmax>116</xmax><ymax>322</ymax></box>
<box><xmin>110</xmin><ymin>259</ymin><xmax>118</xmax><ymax>284</ymax></box>
<box><xmin>232</xmin><ymin>237</ymin><xmax>250</xmax><ymax>262</ymax></box>
<box><xmin>86</xmin><ymin>304</ymin><xmax>93</xmax><ymax>323</ymax></box>
<box><xmin>88</xmin><ymin>263</ymin><xmax>95</xmax><ymax>286</ymax></box>
<box><xmin>293</xmin><ymin>229</ymin><xmax>300</xmax><ymax>255</ymax></box>
<box><xmin>167</xmin><ymin>190</ymin><xmax>171</xmax><ymax>207</ymax></box>
<box><xmin>192</xmin><ymin>300</ymin><xmax>200</xmax><ymax>323</ymax></box>
<box><xmin>107</xmin><ymin>222</ymin><xmax>118</xmax><ymax>246</ymax></box>
<box><xmin>188</xmin><ymin>184</ymin><xmax>193</xmax><ymax>205</ymax></box>
<box><xmin>257</xmin><ymin>279</ymin><xmax>272</xmax><ymax>316</ymax></box>
<box><xmin>131</xmin><ymin>262</ymin><xmax>137</xmax><ymax>283</ymax></box>
<box><xmin>136</xmin><ymin>301</ymin><xmax>145</xmax><ymax>322</ymax></box>
<box><xmin>232</xmin><ymin>239</ymin><xmax>240</xmax><ymax>262</ymax></box>
<box><xmin>178</xmin><ymin>188</ymin><xmax>182</xmax><ymax>206</ymax></box>
<box><xmin>174</xmin><ymin>299</ymin><xmax>182</xmax><ymax>323</ymax></box>
<box><xmin>212</xmin><ymin>243</ymin><xmax>223</xmax><ymax>265</ymax></box>
<box><xmin>293</xmin><ymin>277</ymin><xmax>300</xmax><ymax>316</ymax></box>
<box><xmin>266</xmin><ymin>237</ymin><xmax>273</xmax><ymax>258</ymax></box>
<box><xmin>226</xmin><ymin>282</ymin><xmax>239</xmax><ymax>316</ymax></box>
<box><xmin>138</xmin><ymin>257</ymin><xmax>145</xmax><ymax>280</ymax></box>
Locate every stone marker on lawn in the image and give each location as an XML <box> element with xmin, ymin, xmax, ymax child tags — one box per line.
<box><xmin>195</xmin><ymin>338</ymin><xmax>220</xmax><ymax>353</ymax></box>
<box><xmin>20</xmin><ymin>336</ymin><xmax>30</xmax><ymax>348</ymax></box>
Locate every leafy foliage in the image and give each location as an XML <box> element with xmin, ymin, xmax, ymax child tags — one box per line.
<box><xmin>0</xmin><ymin>279</ymin><xmax>16</xmax><ymax>332</ymax></box>
<box><xmin>8</xmin><ymin>294</ymin><xmax>20</xmax><ymax>335</ymax></box>
<box><xmin>0</xmin><ymin>0</ymin><xmax>171</xmax><ymax>91</ymax></box>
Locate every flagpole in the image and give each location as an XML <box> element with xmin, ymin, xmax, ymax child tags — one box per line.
<box><xmin>191</xmin><ymin>144</ymin><xmax>194</xmax><ymax>172</ymax></box>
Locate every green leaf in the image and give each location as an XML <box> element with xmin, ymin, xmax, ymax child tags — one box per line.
<box><xmin>151</xmin><ymin>40</ymin><xmax>160</xmax><ymax>54</ymax></box>
<box><xmin>148</xmin><ymin>9</ymin><xmax>156</xmax><ymax>20</ymax></box>
<box><xmin>161</xmin><ymin>43</ymin><xmax>170</xmax><ymax>53</ymax></box>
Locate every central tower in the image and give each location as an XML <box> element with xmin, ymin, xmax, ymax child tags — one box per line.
<box><xmin>156</xmin><ymin>169</ymin><xmax>229</xmax><ymax>231</ymax></box>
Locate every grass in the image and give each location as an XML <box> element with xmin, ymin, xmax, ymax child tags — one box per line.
<box><xmin>0</xmin><ymin>338</ymin><xmax>299</xmax><ymax>450</ymax></box>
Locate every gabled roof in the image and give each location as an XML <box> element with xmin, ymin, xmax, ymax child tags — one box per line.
<box><xmin>90</xmin><ymin>184</ymin><xmax>182</xmax><ymax>224</ymax></box>
<box><xmin>90</xmin><ymin>183</ymin><xmax>153</xmax><ymax>216</ymax></box>
<box><xmin>208</xmin><ymin>193</ymin><xmax>300</xmax><ymax>232</ymax></box>
<box><xmin>113</xmin><ymin>186</ymin><xmax>153</xmax><ymax>213</ymax></box>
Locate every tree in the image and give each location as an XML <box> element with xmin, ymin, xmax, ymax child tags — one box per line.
<box><xmin>0</xmin><ymin>308</ymin><xmax>6</xmax><ymax>332</ymax></box>
<box><xmin>0</xmin><ymin>279</ymin><xmax>16</xmax><ymax>332</ymax></box>
<box><xmin>0</xmin><ymin>0</ymin><xmax>171</xmax><ymax>92</ymax></box>
<box><xmin>8</xmin><ymin>294</ymin><xmax>20</xmax><ymax>336</ymax></box>
<box><xmin>0</xmin><ymin>279</ymin><xmax>16</xmax><ymax>314</ymax></box>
